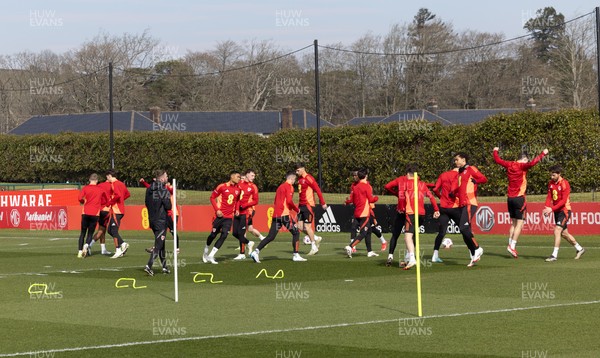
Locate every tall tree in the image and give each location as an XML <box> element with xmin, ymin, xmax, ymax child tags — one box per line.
<box><xmin>524</xmin><ymin>7</ymin><xmax>565</xmax><ymax>63</ymax></box>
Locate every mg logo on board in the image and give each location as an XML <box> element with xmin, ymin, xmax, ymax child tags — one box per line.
<box><xmin>58</xmin><ymin>209</ymin><xmax>68</xmax><ymax>229</ymax></box>
<box><xmin>10</xmin><ymin>209</ymin><xmax>20</xmax><ymax>227</ymax></box>
<box><xmin>476</xmin><ymin>206</ymin><xmax>495</xmax><ymax>232</ymax></box>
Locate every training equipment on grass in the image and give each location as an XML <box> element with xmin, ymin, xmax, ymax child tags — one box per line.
<box><xmin>255</xmin><ymin>268</ymin><xmax>285</xmax><ymax>279</ymax></box>
<box><xmin>192</xmin><ymin>272</ymin><xmax>223</xmax><ymax>284</ymax></box>
<box><xmin>114</xmin><ymin>278</ymin><xmax>147</xmax><ymax>289</ymax></box>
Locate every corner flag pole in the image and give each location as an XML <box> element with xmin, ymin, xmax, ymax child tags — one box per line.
<box><xmin>414</xmin><ymin>173</ymin><xmax>423</xmax><ymax>317</ymax></box>
<box><xmin>173</xmin><ymin>179</ymin><xmax>179</xmax><ymax>303</ymax></box>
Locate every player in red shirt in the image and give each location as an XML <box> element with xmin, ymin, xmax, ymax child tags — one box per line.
<box><xmin>295</xmin><ymin>163</ymin><xmax>327</xmax><ymax>255</ymax></box>
<box><xmin>243</xmin><ymin>170</ymin><xmax>266</xmax><ymax>244</ymax></box>
<box><xmin>78</xmin><ymin>173</ymin><xmax>108</xmax><ymax>258</ymax></box>
<box><xmin>203</xmin><ymin>171</ymin><xmax>241</xmax><ymax>264</ymax></box>
<box><xmin>542</xmin><ymin>165</ymin><xmax>585</xmax><ymax>261</ymax></box>
<box><xmin>105</xmin><ymin>170</ymin><xmax>131</xmax><ymax>259</ymax></box>
<box><xmin>431</xmin><ymin>167</ymin><xmax>460</xmax><ymax>263</ymax></box>
<box><xmin>383</xmin><ymin>169</ymin><xmax>409</xmax><ymax>266</ymax></box>
<box><xmin>344</xmin><ymin>168</ymin><xmax>379</xmax><ymax>258</ymax></box>
<box><xmin>89</xmin><ymin>179</ymin><xmax>114</xmax><ymax>255</ymax></box>
<box><xmin>493</xmin><ymin>147</ymin><xmax>547</xmax><ymax>258</ymax></box>
<box><xmin>250</xmin><ymin>171</ymin><xmax>306</xmax><ymax>263</ymax></box>
<box><xmin>452</xmin><ymin>152</ymin><xmax>487</xmax><ymax>267</ymax></box>
<box><xmin>232</xmin><ymin>169</ymin><xmax>260</xmax><ymax>260</ymax></box>
<box><xmin>402</xmin><ymin>166</ymin><xmax>440</xmax><ymax>269</ymax></box>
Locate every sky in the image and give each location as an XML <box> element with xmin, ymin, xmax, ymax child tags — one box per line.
<box><xmin>1</xmin><ymin>0</ymin><xmax>598</xmax><ymax>57</ymax></box>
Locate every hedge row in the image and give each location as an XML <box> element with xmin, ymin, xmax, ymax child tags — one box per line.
<box><xmin>2</xmin><ymin>108</ymin><xmax>598</xmax><ymax>195</ymax></box>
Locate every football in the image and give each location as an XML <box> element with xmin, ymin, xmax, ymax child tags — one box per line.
<box><xmin>303</xmin><ymin>235</ymin><xmax>312</xmax><ymax>245</ymax></box>
<box><xmin>442</xmin><ymin>238</ymin><xmax>453</xmax><ymax>249</ymax></box>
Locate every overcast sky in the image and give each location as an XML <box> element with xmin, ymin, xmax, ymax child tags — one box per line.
<box><xmin>1</xmin><ymin>0</ymin><xmax>597</xmax><ymax>56</ymax></box>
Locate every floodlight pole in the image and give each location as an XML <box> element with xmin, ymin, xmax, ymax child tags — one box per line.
<box><xmin>109</xmin><ymin>62</ymin><xmax>115</xmax><ymax>169</ymax></box>
<box><xmin>595</xmin><ymin>7</ymin><xmax>600</xmax><ymax>113</ymax></box>
<box><xmin>314</xmin><ymin>40</ymin><xmax>322</xmax><ymax>188</ymax></box>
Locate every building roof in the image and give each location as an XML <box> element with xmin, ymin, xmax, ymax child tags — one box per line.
<box><xmin>9</xmin><ymin>109</ymin><xmax>335</xmax><ymax>135</ymax></box>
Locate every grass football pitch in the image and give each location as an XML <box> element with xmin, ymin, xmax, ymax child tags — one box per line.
<box><xmin>0</xmin><ymin>229</ymin><xmax>599</xmax><ymax>357</ymax></box>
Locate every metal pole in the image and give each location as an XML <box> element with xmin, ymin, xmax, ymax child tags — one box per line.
<box><xmin>314</xmin><ymin>40</ymin><xmax>322</xmax><ymax>188</ymax></box>
<box><xmin>596</xmin><ymin>7</ymin><xmax>600</xmax><ymax>112</ymax></box>
<box><xmin>109</xmin><ymin>62</ymin><xmax>115</xmax><ymax>169</ymax></box>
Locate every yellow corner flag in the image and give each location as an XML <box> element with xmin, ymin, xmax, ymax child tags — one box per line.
<box><xmin>414</xmin><ymin>173</ymin><xmax>423</xmax><ymax>317</ymax></box>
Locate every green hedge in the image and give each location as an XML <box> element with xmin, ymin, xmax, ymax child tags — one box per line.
<box><xmin>2</xmin><ymin>109</ymin><xmax>598</xmax><ymax>195</ymax></box>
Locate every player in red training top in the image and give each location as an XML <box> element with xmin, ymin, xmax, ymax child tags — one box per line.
<box><xmin>105</xmin><ymin>169</ymin><xmax>131</xmax><ymax>259</ymax></box>
<box><xmin>250</xmin><ymin>171</ymin><xmax>306</xmax><ymax>263</ymax></box>
<box><xmin>89</xmin><ymin>178</ymin><xmax>114</xmax><ymax>255</ymax></box>
<box><xmin>542</xmin><ymin>165</ymin><xmax>585</xmax><ymax>262</ymax></box>
<box><xmin>295</xmin><ymin>163</ymin><xmax>327</xmax><ymax>256</ymax></box>
<box><xmin>203</xmin><ymin>171</ymin><xmax>241</xmax><ymax>264</ymax></box>
<box><xmin>243</xmin><ymin>170</ymin><xmax>266</xmax><ymax>244</ymax></box>
<box><xmin>452</xmin><ymin>152</ymin><xmax>487</xmax><ymax>267</ymax></box>
<box><xmin>383</xmin><ymin>167</ymin><xmax>409</xmax><ymax>266</ymax></box>
<box><xmin>402</xmin><ymin>165</ymin><xmax>440</xmax><ymax>270</ymax></box>
<box><xmin>431</xmin><ymin>167</ymin><xmax>459</xmax><ymax>263</ymax></box>
<box><xmin>344</xmin><ymin>168</ymin><xmax>379</xmax><ymax>258</ymax></box>
<box><xmin>78</xmin><ymin>173</ymin><xmax>108</xmax><ymax>258</ymax></box>
<box><xmin>232</xmin><ymin>169</ymin><xmax>260</xmax><ymax>260</ymax></box>
<box><xmin>493</xmin><ymin>147</ymin><xmax>547</xmax><ymax>258</ymax></box>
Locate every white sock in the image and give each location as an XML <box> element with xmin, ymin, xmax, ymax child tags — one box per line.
<box><xmin>408</xmin><ymin>252</ymin><xmax>415</xmax><ymax>261</ymax></box>
<box><xmin>203</xmin><ymin>246</ymin><xmax>209</xmax><ymax>255</ymax></box>
<box><xmin>209</xmin><ymin>247</ymin><xmax>218</xmax><ymax>257</ymax></box>
<box><xmin>379</xmin><ymin>236</ymin><xmax>386</xmax><ymax>243</ymax></box>
<box><xmin>432</xmin><ymin>250</ymin><xmax>439</xmax><ymax>259</ymax></box>
<box><xmin>89</xmin><ymin>241</ymin><xmax>94</xmax><ymax>248</ymax></box>
<box><xmin>552</xmin><ymin>247</ymin><xmax>559</xmax><ymax>257</ymax></box>
<box><xmin>510</xmin><ymin>240</ymin><xmax>516</xmax><ymax>250</ymax></box>
<box><xmin>101</xmin><ymin>243</ymin><xmax>106</xmax><ymax>251</ymax></box>
<box><xmin>574</xmin><ymin>243</ymin><xmax>582</xmax><ymax>251</ymax></box>
<box><xmin>259</xmin><ymin>234</ymin><xmax>265</xmax><ymax>240</ymax></box>
<box><xmin>78</xmin><ymin>250</ymin><xmax>82</xmax><ymax>254</ymax></box>
<box><xmin>388</xmin><ymin>254</ymin><xmax>393</xmax><ymax>260</ymax></box>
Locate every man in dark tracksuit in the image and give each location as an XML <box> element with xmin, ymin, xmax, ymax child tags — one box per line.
<box><xmin>144</xmin><ymin>170</ymin><xmax>172</xmax><ymax>276</ymax></box>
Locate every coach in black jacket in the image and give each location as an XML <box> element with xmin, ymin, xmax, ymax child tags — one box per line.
<box><xmin>144</xmin><ymin>169</ymin><xmax>172</xmax><ymax>276</ymax></box>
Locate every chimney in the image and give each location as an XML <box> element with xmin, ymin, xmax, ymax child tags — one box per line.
<box><xmin>149</xmin><ymin>106</ymin><xmax>161</xmax><ymax>125</ymax></box>
<box><xmin>426</xmin><ymin>99</ymin><xmax>438</xmax><ymax>114</ymax></box>
<box><xmin>526</xmin><ymin>98</ymin><xmax>536</xmax><ymax>111</ymax></box>
<box><xmin>281</xmin><ymin>106</ymin><xmax>293</xmax><ymax>129</ymax></box>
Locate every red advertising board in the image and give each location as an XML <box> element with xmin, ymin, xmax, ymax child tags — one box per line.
<box><xmin>0</xmin><ymin>189</ymin><xmax>79</xmax><ymax>207</ymax></box>
<box><xmin>0</xmin><ymin>207</ymin><xmax>69</xmax><ymax>230</ymax></box>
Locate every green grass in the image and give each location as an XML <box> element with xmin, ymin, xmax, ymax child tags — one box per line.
<box><xmin>0</xmin><ymin>229</ymin><xmax>599</xmax><ymax>357</ymax></box>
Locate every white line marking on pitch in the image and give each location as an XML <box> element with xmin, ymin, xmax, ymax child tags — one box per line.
<box><xmin>1</xmin><ymin>299</ymin><xmax>598</xmax><ymax>357</ymax></box>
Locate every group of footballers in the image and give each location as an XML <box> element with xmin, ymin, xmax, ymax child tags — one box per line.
<box><xmin>76</xmin><ymin>147</ymin><xmax>586</xmax><ymax>274</ymax></box>
<box><xmin>76</xmin><ymin>170</ymin><xmax>130</xmax><ymax>259</ymax></box>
